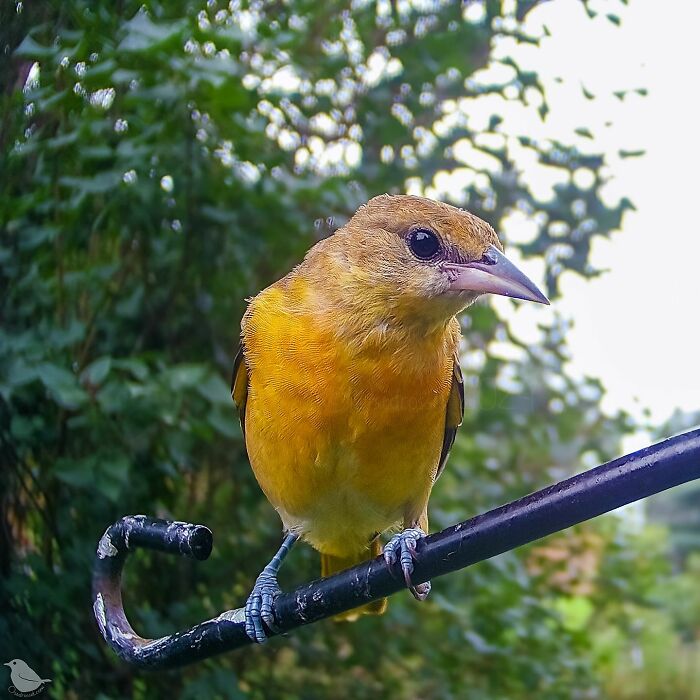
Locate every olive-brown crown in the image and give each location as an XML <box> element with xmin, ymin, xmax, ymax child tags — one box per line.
<box><xmin>327</xmin><ymin>193</ymin><xmax>500</xmax><ymax>304</ymax></box>
<box><xmin>348</xmin><ymin>194</ymin><xmax>501</xmax><ymax>259</ymax></box>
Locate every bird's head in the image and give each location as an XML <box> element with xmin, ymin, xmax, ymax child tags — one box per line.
<box><xmin>331</xmin><ymin>194</ymin><xmax>548</xmax><ymax>329</ymax></box>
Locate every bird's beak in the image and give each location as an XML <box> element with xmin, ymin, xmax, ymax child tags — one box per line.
<box><xmin>444</xmin><ymin>245</ymin><xmax>550</xmax><ymax>305</ymax></box>
<box><xmin>3</xmin><ymin>663</ymin><xmax>9</xmax><ymax>667</ymax></box>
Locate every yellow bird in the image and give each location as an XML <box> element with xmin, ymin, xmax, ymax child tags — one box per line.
<box><xmin>232</xmin><ymin>194</ymin><xmax>548</xmax><ymax>642</ymax></box>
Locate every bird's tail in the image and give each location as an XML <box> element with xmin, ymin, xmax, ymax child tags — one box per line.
<box><xmin>320</xmin><ymin>538</ymin><xmax>387</xmax><ymax>621</ymax></box>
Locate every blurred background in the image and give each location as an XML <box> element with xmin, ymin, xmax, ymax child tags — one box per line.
<box><xmin>1</xmin><ymin>1</ymin><xmax>699</xmax><ymax>698</ymax></box>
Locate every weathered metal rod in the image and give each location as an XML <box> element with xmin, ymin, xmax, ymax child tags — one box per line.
<box><xmin>92</xmin><ymin>428</ymin><xmax>700</xmax><ymax>669</ymax></box>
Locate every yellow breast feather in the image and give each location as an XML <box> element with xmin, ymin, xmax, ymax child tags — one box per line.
<box><xmin>234</xmin><ymin>274</ymin><xmax>460</xmax><ymax>557</ymax></box>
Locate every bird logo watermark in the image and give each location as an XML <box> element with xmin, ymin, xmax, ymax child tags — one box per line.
<box><xmin>3</xmin><ymin>660</ymin><xmax>51</xmax><ymax>697</ymax></box>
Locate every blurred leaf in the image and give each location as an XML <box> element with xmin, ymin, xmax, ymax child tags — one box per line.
<box><xmin>54</xmin><ymin>457</ymin><xmax>96</xmax><ymax>488</ymax></box>
<box><xmin>14</xmin><ymin>35</ymin><xmax>55</xmax><ymax>59</ymax></box>
<box><xmin>18</xmin><ymin>224</ymin><xmax>60</xmax><ymax>250</ymax></box>
<box><xmin>81</xmin><ymin>357</ymin><xmax>112</xmax><ymax>386</ymax></box>
<box><xmin>196</xmin><ymin>372</ymin><xmax>231</xmax><ymax>405</ymax></box>
<box><xmin>619</xmin><ymin>149</ymin><xmax>646</xmax><ymax>159</ymax></box>
<box><xmin>118</xmin><ymin>13</ymin><xmax>187</xmax><ymax>53</ymax></box>
<box><xmin>58</xmin><ymin>172</ymin><xmax>122</xmax><ymax>194</ymax></box>
<box><xmin>38</xmin><ymin>362</ymin><xmax>88</xmax><ymax>409</ymax></box>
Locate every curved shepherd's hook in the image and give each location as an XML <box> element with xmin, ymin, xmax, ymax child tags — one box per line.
<box><xmin>93</xmin><ymin>429</ymin><xmax>700</xmax><ymax>669</ymax></box>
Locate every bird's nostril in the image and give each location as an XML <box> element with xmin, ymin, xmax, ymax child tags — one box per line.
<box><xmin>479</xmin><ymin>251</ymin><xmax>497</xmax><ymax>265</ymax></box>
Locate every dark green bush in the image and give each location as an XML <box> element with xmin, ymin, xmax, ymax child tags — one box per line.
<box><xmin>2</xmin><ymin>2</ymin><xmax>673</xmax><ymax>698</ymax></box>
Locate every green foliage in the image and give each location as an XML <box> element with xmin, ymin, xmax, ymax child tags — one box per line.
<box><xmin>646</xmin><ymin>410</ymin><xmax>700</xmax><ymax>557</ymax></box>
<box><xmin>593</xmin><ymin>533</ymin><xmax>700</xmax><ymax>700</ymax></box>
<box><xmin>0</xmin><ymin>1</ymin><xmax>679</xmax><ymax>699</ymax></box>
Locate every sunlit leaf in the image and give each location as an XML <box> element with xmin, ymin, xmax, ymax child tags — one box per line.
<box><xmin>118</xmin><ymin>13</ymin><xmax>187</xmax><ymax>53</ymax></box>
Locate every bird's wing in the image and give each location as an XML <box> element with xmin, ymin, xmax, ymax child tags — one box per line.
<box><xmin>231</xmin><ymin>342</ymin><xmax>249</xmax><ymax>439</ymax></box>
<box><xmin>17</xmin><ymin>670</ymin><xmax>42</xmax><ymax>683</ymax></box>
<box><xmin>435</xmin><ymin>353</ymin><xmax>464</xmax><ymax>481</ymax></box>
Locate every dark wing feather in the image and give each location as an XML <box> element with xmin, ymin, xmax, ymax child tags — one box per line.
<box><xmin>231</xmin><ymin>343</ymin><xmax>249</xmax><ymax>438</ymax></box>
<box><xmin>435</xmin><ymin>353</ymin><xmax>464</xmax><ymax>481</ymax></box>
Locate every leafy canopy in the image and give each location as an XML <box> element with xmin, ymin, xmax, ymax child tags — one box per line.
<box><xmin>1</xmin><ymin>2</ymin><xmax>665</xmax><ymax>699</ymax></box>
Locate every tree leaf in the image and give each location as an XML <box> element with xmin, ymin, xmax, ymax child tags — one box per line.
<box><xmin>118</xmin><ymin>13</ymin><xmax>187</xmax><ymax>53</ymax></box>
<box><xmin>58</xmin><ymin>172</ymin><xmax>122</xmax><ymax>194</ymax></box>
<box><xmin>81</xmin><ymin>357</ymin><xmax>112</xmax><ymax>386</ymax></box>
<box><xmin>38</xmin><ymin>362</ymin><xmax>88</xmax><ymax>409</ymax></box>
<box><xmin>14</xmin><ymin>35</ymin><xmax>55</xmax><ymax>59</ymax></box>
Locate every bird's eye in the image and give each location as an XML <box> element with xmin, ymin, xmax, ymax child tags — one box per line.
<box><xmin>407</xmin><ymin>228</ymin><xmax>441</xmax><ymax>260</ymax></box>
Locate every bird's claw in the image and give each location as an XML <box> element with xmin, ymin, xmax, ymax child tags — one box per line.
<box><xmin>383</xmin><ymin>527</ymin><xmax>431</xmax><ymax>601</ymax></box>
<box><xmin>244</xmin><ymin>568</ymin><xmax>282</xmax><ymax>644</ymax></box>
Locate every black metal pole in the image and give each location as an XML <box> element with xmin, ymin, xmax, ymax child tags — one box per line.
<box><xmin>92</xmin><ymin>428</ymin><xmax>700</xmax><ymax>669</ymax></box>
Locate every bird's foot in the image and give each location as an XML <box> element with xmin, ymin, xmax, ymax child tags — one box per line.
<box><xmin>383</xmin><ymin>527</ymin><xmax>431</xmax><ymax>601</ymax></box>
<box><xmin>244</xmin><ymin>568</ymin><xmax>282</xmax><ymax>644</ymax></box>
